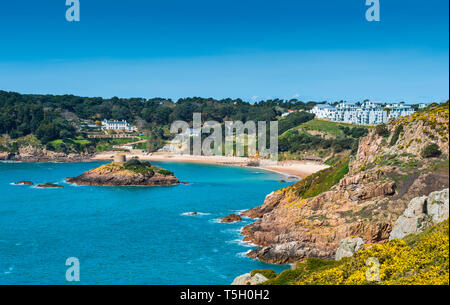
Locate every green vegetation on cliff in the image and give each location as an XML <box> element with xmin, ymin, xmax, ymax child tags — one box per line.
<box><xmin>95</xmin><ymin>158</ymin><xmax>174</xmax><ymax>177</ymax></box>
<box><xmin>279</xmin><ymin>119</ymin><xmax>371</xmax><ymax>160</ymax></box>
<box><xmin>258</xmin><ymin>219</ymin><xmax>449</xmax><ymax>285</ymax></box>
<box><xmin>290</xmin><ymin>157</ymin><xmax>349</xmax><ymax>199</ymax></box>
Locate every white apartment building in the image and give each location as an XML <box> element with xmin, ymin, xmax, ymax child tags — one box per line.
<box><xmin>309</xmin><ymin>101</ymin><xmax>415</xmax><ymax>125</ymax></box>
<box><xmin>101</xmin><ymin>120</ymin><xmax>135</xmax><ymax>132</ymax></box>
<box><xmin>388</xmin><ymin>105</ymin><xmax>415</xmax><ymax>119</ymax></box>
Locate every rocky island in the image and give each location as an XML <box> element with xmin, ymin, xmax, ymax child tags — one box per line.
<box><xmin>66</xmin><ymin>156</ymin><xmax>180</xmax><ymax>186</ymax></box>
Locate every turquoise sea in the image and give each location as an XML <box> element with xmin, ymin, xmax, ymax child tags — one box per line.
<box><xmin>0</xmin><ymin>161</ymin><xmax>291</xmax><ymax>284</ymax></box>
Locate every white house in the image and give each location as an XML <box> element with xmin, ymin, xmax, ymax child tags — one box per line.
<box><xmin>310</xmin><ymin>104</ymin><xmax>336</xmax><ymax>119</ymax></box>
<box><xmin>101</xmin><ymin>120</ymin><xmax>135</xmax><ymax>132</ymax></box>
<box><xmin>281</xmin><ymin>109</ymin><xmax>299</xmax><ymax>117</ymax></box>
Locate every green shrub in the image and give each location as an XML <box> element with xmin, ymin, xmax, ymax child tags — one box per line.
<box><xmin>421</xmin><ymin>143</ymin><xmax>442</xmax><ymax>158</ymax></box>
<box><xmin>124</xmin><ymin>158</ymin><xmax>143</xmax><ymax>168</ymax></box>
<box><xmin>124</xmin><ymin>159</ymin><xmax>155</xmax><ymax>175</ymax></box>
<box><xmin>250</xmin><ymin>269</ymin><xmax>277</xmax><ymax>280</ymax></box>
<box><xmin>157</xmin><ymin>169</ymin><xmax>174</xmax><ymax>176</ymax></box>
<box><xmin>259</xmin><ymin>258</ymin><xmax>345</xmax><ymax>285</ymax></box>
<box><xmin>375</xmin><ymin>124</ymin><xmax>389</xmax><ymax>137</ymax></box>
<box><xmin>390</xmin><ymin>125</ymin><xmax>403</xmax><ymax>146</ymax></box>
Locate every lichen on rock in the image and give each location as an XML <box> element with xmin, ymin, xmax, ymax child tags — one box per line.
<box><xmin>389</xmin><ymin>188</ymin><xmax>449</xmax><ymax>240</ymax></box>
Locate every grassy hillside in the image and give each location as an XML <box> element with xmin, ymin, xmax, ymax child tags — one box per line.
<box><xmin>283</xmin><ymin>118</ymin><xmax>372</xmax><ymax>138</ymax></box>
<box><xmin>279</xmin><ymin>119</ymin><xmax>372</xmax><ymax>161</ymax></box>
<box><xmin>256</xmin><ymin>219</ymin><xmax>449</xmax><ymax>285</ymax></box>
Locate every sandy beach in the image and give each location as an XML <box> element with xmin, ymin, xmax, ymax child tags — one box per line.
<box><xmin>91</xmin><ymin>152</ymin><xmax>329</xmax><ymax>179</ymax></box>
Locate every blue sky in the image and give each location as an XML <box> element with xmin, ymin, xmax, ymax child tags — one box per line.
<box><xmin>0</xmin><ymin>0</ymin><xmax>448</xmax><ymax>103</ymax></box>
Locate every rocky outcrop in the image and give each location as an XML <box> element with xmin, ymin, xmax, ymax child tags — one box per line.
<box><xmin>242</xmin><ymin>191</ymin><xmax>286</xmax><ymax>218</ymax></box>
<box><xmin>220</xmin><ymin>214</ymin><xmax>242</xmax><ymax>223</ymax></box>
<box><xmin>36</xmin><ymin>183</ymin><xmax>63</xmax><ymax>189</ymax></box>
<box><xmin>66</xmin><ymin>162</ymin><xmax>179</xmax><ymax>186</ymax></box>
<box><xmin>335</xmin><ymin>237</ymin><xmax>364</xmax><ymax>260</ymax></box>
<box><xmin>389</xmin><ymin>188</ymin><xmax>449</xmax><ymax>240</ymax></box>
<box><xmin>14</xmin><ymin>181</ymin><xmax>34</xmax><ymax>185</ymax></box>
<box><xmin>247</xmin><ymin>241</ymin><xmax>332</xmax><ymax>264</ymax></box>
<box><xmin>3</xmin><ymin>145</ymin><xmax>93</xmax><ymax>162</ymax></box>
<box><xmin>231</xmin><ymin>273</ymin><xmax>268</xmax><ymax>285</ymax></box>
<box><xmin>0</xmin><ymin>151</ymin><xmax>14</xmax><ymax>160</ymax></box>
<box><xmin>241</xmin><ymin>104</ymin><xmax>450</xmax><ymax>264</ymax></box>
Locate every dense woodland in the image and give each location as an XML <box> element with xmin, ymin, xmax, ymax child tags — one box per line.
<box><xmin>0</xmin><ymin>90</ymin><xmax>374</xmax><ymax>158</ymax></box>
<box><xmin>0</xmin><ymin>90</ymin><xmax>317</xmax><ymax>141</ymax></box>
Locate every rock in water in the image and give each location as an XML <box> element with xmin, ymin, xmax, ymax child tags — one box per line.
<box><xmin>220</xmin><ymin>214</ymin><xmax>242</xmax><ymax>223</ymax></box>
<box><xmin>389</xmin><ymin>188</ymin><xmax>449</xmax><ymax>240</ymax></box>
<box><xmin>335</xmin><ymin>237</ymin><xmax>364</xmax><ymax>260</ymax></box>
<box><xmin>14</xmin><ymin>181</ymin><xmax>33</xmax><ymax>185</ymax></box>
<box><xmin>36</xmin><ymin>183</ymin><xmax>63</xmax><ymax>189</ymax></box>
<box><xmin>66</xmin><ymin>160</ymin><xmax>179</xmax><ymax>186</ymax></box>
<box><xmin>231</xmin><ymin>273</ymin><xmax>268</xmax><ymax>285</ymax></box>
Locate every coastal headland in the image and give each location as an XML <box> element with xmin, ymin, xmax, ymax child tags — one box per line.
<box><xmin>1</xmin><ymin>150</ymin><xmax>329</xmax><ymax>179</ymax></box>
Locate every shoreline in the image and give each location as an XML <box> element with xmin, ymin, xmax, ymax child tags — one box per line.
<box><xmin>90</xmin><ymin>152</ymin><xmax>329</xmax><ymax>179</ymax></box>
<box><xmin>2</xmin><ymin>152</ymin><xmax>329</xmax><ymax>178</ymax></box>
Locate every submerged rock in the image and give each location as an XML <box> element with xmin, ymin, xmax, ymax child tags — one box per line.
<box><xmin>220</xmin><ymin>214</ymin><xmax>242</xmax><ymax>223</ymax></box>
<box><xmin>231</xmin><ymin>273</ymin><xmax>268</xmax><ymax>285</ymax></box>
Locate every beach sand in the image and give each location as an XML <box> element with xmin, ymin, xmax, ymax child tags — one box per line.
<box><xmin>91</xmin><ymin>152</ymin><xmax>329</xmax><ymax>179</ymax></box>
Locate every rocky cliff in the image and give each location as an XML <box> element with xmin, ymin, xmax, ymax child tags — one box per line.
<box><xmin>389</xmin><ymin>188</ymin><xmax>449</xmax><ymax>240</ymax></box>
<box><xmin>66</xmin><ymin>160</ymin><xmax>179</xmax><ymax>186</ymax></box>
<box><xmin>0</xmin><ymin>144</ymin><xmax>92</xmax><ymax>162</ymax></box>
<box><xmin>242</xmin><ymin>103</ymin><xmax>449</xmax><ymax>264</ymax></box>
